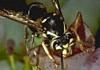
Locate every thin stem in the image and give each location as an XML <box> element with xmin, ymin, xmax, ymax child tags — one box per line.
<box><xmin>9</xmin><ymin>55</ymin><xmax>16</xmax><ymax>70</ymax></box>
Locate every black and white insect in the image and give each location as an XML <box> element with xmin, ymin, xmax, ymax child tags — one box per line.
<box><xmin>0</xmin><ymin>0</ymin><xmax>95</xmax><ymax>70</ymax></box>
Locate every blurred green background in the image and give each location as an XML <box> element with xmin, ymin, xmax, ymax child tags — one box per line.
<box><xmin>0</xmin><ymin>0</ymin><xmax>100</xmax><ymax>70</ymax></box>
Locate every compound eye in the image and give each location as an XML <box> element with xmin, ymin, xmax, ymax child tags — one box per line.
<box><xmin>51</xmin><ymin>39</ymin><xmax>62</xmax><ymax>51</ymax></box>
<box><xmin>65</xmin><ymin>32</ymin><xmax>73</xmax><ymax>39</ymax></box>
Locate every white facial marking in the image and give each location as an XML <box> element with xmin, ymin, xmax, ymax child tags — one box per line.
<box><xmin>62</xmin><ymin>49</ymin><xmax>67</xmax><ymax>55</ymax></box>
<box><xmin>69</xmin><ymin>38</ymin><xmax>73</xmax><ymax>43</ymax></box>
<box><xmin>63</xmin><ymin>44</ymin><xmax>68</xmax><ymax>48</ymax></box>
<box><xmin>56</xmin><ymin>46</ymin><xmax>62</xmax><ymax>50</ymax></box>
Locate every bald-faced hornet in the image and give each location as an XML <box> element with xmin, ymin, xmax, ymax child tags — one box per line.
<box><xmin>0</xmin><ymin>0</ymin><xmax>95</xmax><ymax>70</ymax></box>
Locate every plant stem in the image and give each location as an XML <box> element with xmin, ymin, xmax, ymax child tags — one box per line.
<box><xmin>9</xmin><ymin>55</ymin><xmax>16</xmax><ymax>70</ymax></box>
<box><xmin>23</xmin><ymin>56</ymin><xmax>31</xmax><ymax>70</ymax></box>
